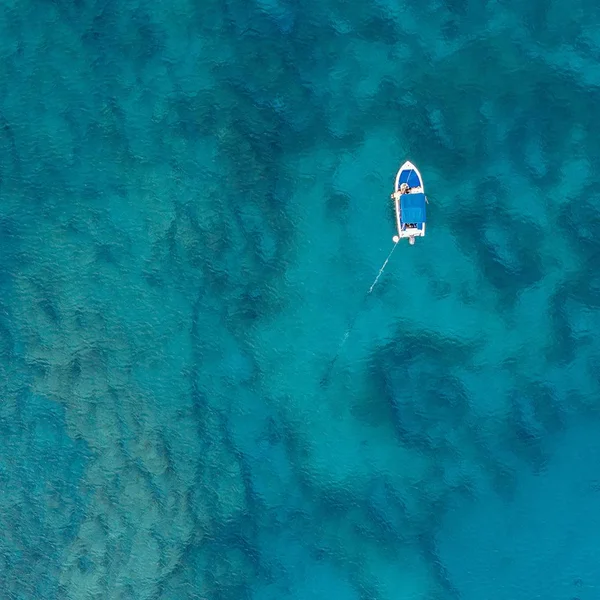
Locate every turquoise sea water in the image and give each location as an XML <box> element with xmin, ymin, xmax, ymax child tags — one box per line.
<box><xmin>2</xmin><ymin>0</ymin><xmax>600</xmax><ymax>598</ymax></box>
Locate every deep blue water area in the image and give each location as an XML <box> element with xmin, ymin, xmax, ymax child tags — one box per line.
<box><xmin>2</xmin><ymin>0</ymin><xmax>600</xmax><ymax>598</ymax></box>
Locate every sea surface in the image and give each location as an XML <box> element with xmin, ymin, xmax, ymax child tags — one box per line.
<box><xmin>1</xmin><ymin>0</ymin><xmax>600</xmax><ymax>599</ymax></box>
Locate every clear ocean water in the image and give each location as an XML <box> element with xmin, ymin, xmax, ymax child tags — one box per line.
<box><xmin>2</xmin><ymin>0</ymin><xmax>600</xmax><ymax>598</ymax></box>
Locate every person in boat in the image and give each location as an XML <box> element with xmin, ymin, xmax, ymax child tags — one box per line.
<box><xmin>391</xmin><ymin>182</ymin><xmax>411</xmax><ymax>200</ymax></box>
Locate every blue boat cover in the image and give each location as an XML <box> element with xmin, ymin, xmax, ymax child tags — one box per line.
<box><xmin>399</xmin><ymin>169</ymin><xmax>422</xmax><ymax>188</ymax></box>
<box><xmin>401</xmin><ymin>193</ymin><xmax>426</xmax><ymax>224</ymax></box>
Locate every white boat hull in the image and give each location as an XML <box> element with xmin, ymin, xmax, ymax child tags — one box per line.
<box><xmin>391</xmin><ymin>160</ymin><xmax>427</xmax><ymax>244</ymax></box>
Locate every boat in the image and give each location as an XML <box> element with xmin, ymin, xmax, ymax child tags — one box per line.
<box><xmin>390</xmin><ymin>160</ymin><xmax>427</xmax><ymax>245</ymax></box>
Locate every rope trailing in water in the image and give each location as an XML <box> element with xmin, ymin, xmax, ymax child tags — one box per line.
<box><xmin>320</xmin><ymin>240</ymin><xmax>399</xmax><ymax>386</ymax></box>
<box><xmin>368</xmin><ymin>241</ymin><xmax>398</xmax><ymax>294</ymax></box>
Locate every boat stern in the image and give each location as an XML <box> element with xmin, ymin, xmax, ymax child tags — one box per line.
<box><xmin>394</xmin><ymin>191</ymin><xmax>427</xmax><ymax>243</ymax></box>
